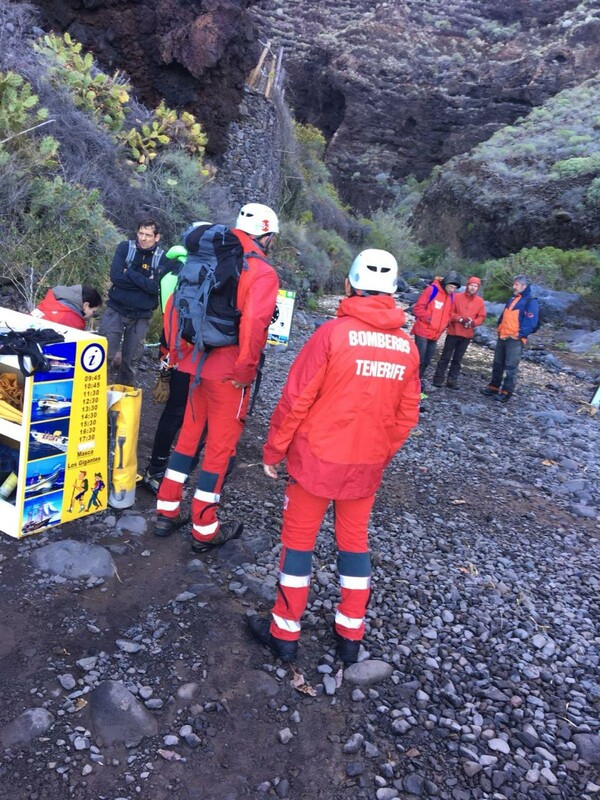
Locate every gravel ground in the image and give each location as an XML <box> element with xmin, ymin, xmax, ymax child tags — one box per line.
<box><xmin>0</xmin><ymin>300</ymin><xmax>598</xmax><ymax>800</ymax></box>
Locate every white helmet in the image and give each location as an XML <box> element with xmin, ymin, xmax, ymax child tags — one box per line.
<box><xmin>348</xmin><ymin>249</ymin><xmax>398</xmax><ymax>294</ymax></box>
<box><xmin>236</xmin><ymin>203</ymin><xmax>279</xmax><ymax>236</ymax></box>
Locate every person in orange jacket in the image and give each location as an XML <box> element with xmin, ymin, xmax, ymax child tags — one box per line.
<box><xmin>154</xmin><ymin>204</ymin><xmax>280</xmax><ymax>550</ymax></box>
<box><xmin>32</xmin><ymin>285</ymin><xmax>102</xmax><ymax>330</ymax></box>
<box><xmin>432</xmin><ymin>276</ymin><xmax>486</xmax><ymax>389</ymax></box>
<box><xmin>411</xmin><ymin>271</ymin><xmax>461</xmax><ymax>383</ymax></box>
<box><xmin>481</xmin><ymin>274</ymin><xmax>539</xmax><ymax>403</ymax></box>
<box><xmin>247</xmin><ymin>249</ymin><xmax>421</xmax><ymax>665</ymax></box>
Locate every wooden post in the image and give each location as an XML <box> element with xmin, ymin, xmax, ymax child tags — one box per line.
<box><xmin>247</xmin><ymin>43</ymin><xmax>269</xmax><ymax>89</ymax></box>
<box><xmin>265</xmin><ymin>55</ymin><xmax>276</xmax><ymax>98</ymax></box>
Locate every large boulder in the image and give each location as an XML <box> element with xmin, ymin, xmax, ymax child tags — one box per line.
<box><xmin>0</xmin><ymin>708</ymin><xmax>54</xmax><ymax>748</ymax></box>
<box><xmin>30</xmin><ymin>539</ymin><xmax>116</xmax><ymax>579</ymax></box>
<box><xmin>88</xmin><ymin>681</ymin><xmax>158</xmax><ymax>747</ymax></box>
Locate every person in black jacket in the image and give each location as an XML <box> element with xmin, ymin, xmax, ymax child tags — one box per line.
<box><xmin>99</xmin><ymin>219</ymin><xmax>169</xmax><ymax>386</ymax></box>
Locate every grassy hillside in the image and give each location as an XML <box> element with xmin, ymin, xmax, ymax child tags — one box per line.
<box><xmin>412</xmin><ymin>76</ymin><xmax>600</xmax><ymax>264</ymax></box>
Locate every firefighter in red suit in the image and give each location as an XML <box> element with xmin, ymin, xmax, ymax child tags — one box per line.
<box><xmin>248</xmin><ymin>249</ymin><xmax>421</xmax><ymax>664</ymax></box>
<box><xmin>154</xmin><ymin>204</ymin><xmax>280</xmax><ymax>550</ymax></box>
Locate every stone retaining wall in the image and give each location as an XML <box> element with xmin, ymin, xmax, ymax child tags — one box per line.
<box><xmin>216</xmin><ymin>86</ymin><xmax>287</xmax><ymax>211</ymax></box>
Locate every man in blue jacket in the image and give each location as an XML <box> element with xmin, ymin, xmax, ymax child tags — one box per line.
<box><xmin>481</xmin><ymin>274</ymin><xmax>539</xmax><ymax>403</ymax></box>
<box><xmin>100</xmin><ymin>219</ymin><xmax>169</xmax><ymax>386</ymax></box>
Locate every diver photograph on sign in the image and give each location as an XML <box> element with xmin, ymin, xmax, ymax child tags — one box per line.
<box><xmin>24</xmin><ymin>455</ymin><xmax>66</xmax><ymax>498</ymax></box>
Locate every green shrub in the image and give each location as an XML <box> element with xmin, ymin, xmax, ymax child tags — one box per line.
<box><xmin>119</xmin><ymin>101</ymin><xmax>208</xmax><ymax>172</ymax></box>
<box><xmin>142</xmin><ymin>150</ymin><xmax>212</xmax><ymax>243</ymax></box>
<box><xmin>585</xmin><ymin>177</ymin><xmax>600</xmax><ymax>206</ymax></box>
<box><xmin>0</xmin><ymin>71</ymin><xmax>58</xmax><ymax>164</ymax></box>
<box><xmin>366</xmin><ymin>210</ymin><xmax>422</xmax><ymax>272</ymax></box>
<box><xmin>551</xmin><ymin>153</ymin><xmax>600</xmax><ymax>178</ymax></box>
<box><xmin>0</xmin><ymin>69</ymin><xmax>117</xmax><ymax>307</ymax></box>
<box><xmin>1</xmin><ymin>173</ymin><xmax>119</xmax><ymax>308</ymax></box>
<box><xmin>34</xmin><ymin>33</ymin><xmax>131</xmax><ymax>132</ymax></box>
<box><xmin>312</xmin><ymin>228</ymin><xmax>353</xmax><ymax>282</ymax></box>
<box><xmin>34</xmin><ymin>33</ymin><xmax>209</xmax><ymax>176</ymax></box>
<box><xmin>480</xmin><ymin>246</ymin><xmax>600</xmax><ymax>300</ymax></box>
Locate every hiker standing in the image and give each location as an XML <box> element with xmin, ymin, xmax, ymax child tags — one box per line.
<box><xmin>481</xmin><ymin>274</ymin><xmax>539</xmax><ymax>403</ymax></box>
<box><xmin>86</xmin><ymin>473</ymin><xmax>105</xmax><ymax>510</ymax></box>
<box><xmin>411</xmin><ymin>271</ymin><xmax>461</xmax><ymax>386</ymax></box>
<box><xmin>32</xmin><ymin>285</ymin><xmax>102</xmax><ymax>330</ymax></box>
<box><xmin>141</xmin><ymin>240</ymin><xmax>203</xmax><ymax>494</ymax></box>
<box><xmin>154</xmin><ymin>204</ymin><xmax>280</xmax><ymax>550</ymax></box>
<box><xmin>99</xmin><ymin>218</ymin><xmax>169</xmax><ymax>386</ymax></box>
<box><xmin>432</xmin><ymin>276</ymin><xmax>486</xmax><ymax>389</ymax></box>
<box><xmin>74</xmin><ymin>470</ymin><xmax>88</xmax><ymax>512</ymax></box>
<box><xmin>248</xmin><ymin>249</ymin><xmax>420</xmax><ymax>664</ymax></box>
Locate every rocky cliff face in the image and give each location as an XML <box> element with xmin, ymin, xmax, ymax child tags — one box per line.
<box><xmin>254</xmin><ymin>0</ymin><xmax>600</xmax><ymax>213</ymax></box>
<box><xmin>411</xmin><ymin>77</ymin><xmax>600</xmax><ymax>259</ymax></box>
<box><xmin>33</xmin><ymin>0</ymin><xmax>261</xmax><ymax>154</ymax></box>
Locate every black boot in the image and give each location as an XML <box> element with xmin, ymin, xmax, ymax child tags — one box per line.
<box><xmin>154</xmin><ymin>514</ymin><xmax>179</xmax><ymax>539</ymax></box>
<box><xmin>247</xmin><ymin>616</ymin><xmax>298</xmax><ymax>662</ymax></box>
<box><xmin>333</xmin><ymin>625</ymin><xmax>361</xmax><ymax>665</ymax></box>
<box><xmin>154</xmin><ymin>513</ymin><xmax>189</xmax><ymax>538</ymax></box>
<box><xmin>191</xmin><ymin>521</ymin><xmax>244</xmax><ymax>553</ymax></box>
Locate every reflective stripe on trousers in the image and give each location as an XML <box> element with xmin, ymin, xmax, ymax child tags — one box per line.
<box><xmin>156</xmin><ymin>378</ymin><xmax>249</xmax><ymax>540</ymax></box>
<box><xmin>270</xmin><ymin>480</ymin><xmax>374</xmax><ymax>642</ymax></box>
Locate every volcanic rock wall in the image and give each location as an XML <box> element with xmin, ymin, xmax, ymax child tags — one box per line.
<box><xmin>34</xmin><ymin>0</ymin><xmax>261</xmax><ymax>154</ymax></box>
<box><xmin>253</xmin><ymin>0</ymin><xmax>600</xmax><ymax>212</ymax></box>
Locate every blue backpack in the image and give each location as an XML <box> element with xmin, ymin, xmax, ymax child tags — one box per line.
<box><xmin>173</xmin><ymin>224</ymin><xmax>244</xmax><ymax>360</ymax></box>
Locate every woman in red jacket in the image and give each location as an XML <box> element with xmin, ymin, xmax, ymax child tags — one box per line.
<box><xmin>32</xmin><ymin>285</ymin><xmax>102</xmax><ymax>330</ymax></box>
<box><xmin>248</xmin><ymin>249</ymin><xmax>421</xmax><ymax>665</ymax></box>
<box><xmin>432</xmin><ymin>276</ymin><xmax>486</xmax><ymax>389</ymax></box>
<box><xmin>411</xmin><ymin>271</ymin><xmax>461</xmax><ymax>382</ymax></box>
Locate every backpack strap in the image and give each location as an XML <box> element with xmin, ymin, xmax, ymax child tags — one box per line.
<box><xmin>125</xmin><ymin>240</ymin><xmax>137</xmax><ymax>267</ymax></box>
<box><xmin>151</xmin><ymin>247</ymin><xmax>165</xmax><ymax>272</ymax></box>
<box><xmin>243</xmin><ymin>249</ymin><xmax>271</xmax><ymax>271</ymax></box>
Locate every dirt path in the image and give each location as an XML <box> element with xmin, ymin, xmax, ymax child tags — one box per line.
<box><xmin>0</xmin><ymin>306</ymin><xmax>598</xmax><ymax>800</ymax></box>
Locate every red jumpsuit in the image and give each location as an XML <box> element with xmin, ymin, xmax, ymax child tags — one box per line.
<box><xmin>156</xmin><ymin>230</ymin><xmax>279</xmax><ymax>544</ymax></box>
<box><xmin>263</xmin><ymin>295</ymin><xmax>421</xmax><ymax>643</ymax></box>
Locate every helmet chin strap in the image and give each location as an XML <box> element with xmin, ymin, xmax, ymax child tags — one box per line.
<box><xmin>257</xmin><ymin>233</ymin><xmax>274</xmax><ymax>254</ymax></box>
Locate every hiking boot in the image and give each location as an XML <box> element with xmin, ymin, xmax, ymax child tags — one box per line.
<box><xmin>480</xmin><ymin>385</ymin><xmax>499</xmax><ymax>396</ymax></box>
<box><xmin>154</xmin><ymin>514</ymin><xmax>177</xmax><ymax>538</ymax></box>
<box><xmin>495</xmin><ymin>391</ymin><xmax>511</xmax><ymax>403</ymax></box>
<box><xmin>154</xmin><ymin>513</ymin><xmax>190</xmax><ymax>538</ymax></box>
<box><xmin>247</xmin><ymin>615</ymin><xmax>298</xmax><ymax>662</ymax></box>
<box><xmin>333</xmin><ymin>626</ymin><xmax>361</xmax><ymax>665</ymax></box>
<box><xmin>191</xmin><ymin>521</ymin><xmax>244</xmax><ymax>553</ymax></box>
<box><xmin>141</xmin><ymin>467</ymin><xmax>164</xmax><ymax>496</ymax></box>
<box><xmin>446</xmin><ymin>381</ymin><xmax>459</xmax><ymax>390</ymax></box>
<box><xmin>432</xmin><ymin>381</ymin><xmax>444</xmax><ymax>388</ymax></box>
